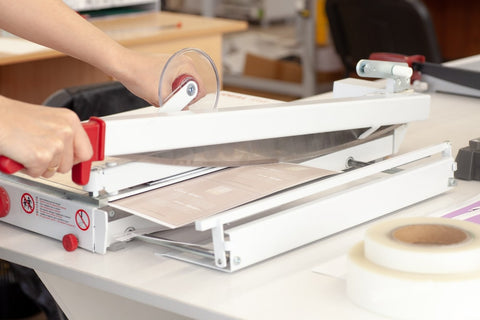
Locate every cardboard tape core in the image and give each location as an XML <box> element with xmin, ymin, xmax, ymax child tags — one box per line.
<box><xmin>365</xmin><ymin>218</ymin><xmax>480</xmax><ymax>274</ymax></box>
<box><xmin>391</xmin><ymin>224</ymin><xmax>469</xmax><ymax>246</ymax></box>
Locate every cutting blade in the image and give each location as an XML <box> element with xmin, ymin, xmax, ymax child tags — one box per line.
<box><xmin>116</xmin><ymin>125</ymin><xmax>399</xmax><ymax>167</ymax></box>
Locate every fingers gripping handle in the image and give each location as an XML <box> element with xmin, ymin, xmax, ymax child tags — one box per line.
<box><xmin>0</xmin><ymin>117</ymin><xmax>105</xmax><ymax>186</ymax></box>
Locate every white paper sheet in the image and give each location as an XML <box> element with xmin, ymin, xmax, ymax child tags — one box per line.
<box><xmin>110</xmin><ymin>163</ymin><xmax>336</xmax><ymax>228</ymax></box>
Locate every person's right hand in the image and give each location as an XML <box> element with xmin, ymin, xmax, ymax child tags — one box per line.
<box><xmin>109</xmin><ymin>51</ymin><xmax>207</xmax><ymax>109</ymax></box>
<box><xmin>0</xmin><ymin>96</ymin><xmax>93</xmax><ymax>178</ymax></box>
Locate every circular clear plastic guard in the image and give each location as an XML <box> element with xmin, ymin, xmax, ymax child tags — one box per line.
<box><xmin>158</xmin><ymin>48</ymin><xmax>220</xmax><ymax>112</ymax></box>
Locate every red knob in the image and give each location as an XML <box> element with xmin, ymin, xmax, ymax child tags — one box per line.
<box><xmin>172</xmin><ymin>74</ymin><xmax>195</xmax><ymax>91</ymax></box>
<box><xmin>62</xmin><ymin>234</ymin><xmax>79</xmax><ymax>252</ymax></box>
<box><xmin>0</xmin><ymin>187</ymin><xmax>10</xmax><ymax>218</ymax></box>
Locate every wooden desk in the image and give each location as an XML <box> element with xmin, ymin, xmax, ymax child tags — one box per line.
<box><xmin>0</xmin><ymin>12</ymin><xmax>247</xmax><ymax>104</ymax></box>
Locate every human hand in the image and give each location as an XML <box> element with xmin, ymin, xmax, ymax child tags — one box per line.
<box><xmin>0</xmin><ymin>96</ymin><xmax>93</xmax><ymax>178</ymax></box>
<box><xmin>111</xmin><ymin>50</ymin><xmax>206</xmax><ymax>108</ymax></box>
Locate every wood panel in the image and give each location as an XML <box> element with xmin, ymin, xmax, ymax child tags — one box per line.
<box><xmin>423</xmin><ymin>0</ymin><xmax>480</xmax><ymax>61</ymax></box>
<box><xmin>0</xmin><ymin>57</ymin><xmax>110</xmax><ymax>103</ymax></box>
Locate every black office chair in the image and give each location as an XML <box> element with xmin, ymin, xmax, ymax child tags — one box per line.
<box><xmin>325</xmin><ymin>0</ymin><xmax>443</xmax><ymax>75</ymax></box>
<box><xmin>0</xmin><ymin>261</ymin><xmax>66</xmax><ymax>320</ymax></box>
<box><xmin>44</xmin><ymin>81</ymin><xmax>150</xmax><ymax>121</ymax></box>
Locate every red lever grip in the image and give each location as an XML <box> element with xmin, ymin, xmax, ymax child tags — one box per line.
<box><xmin>369</xmin><ymin>52</ymin><xmax>425</xmax><ymax>66</ymax></box>
<box><xmin>72</xmin><ymin>117</ymin><xmax>106</xmax><ymax>185</ymax></box>
<box><xmin>0</xmin><ymin>117</ymin><xmax>105</xmax><ymax>186</ymax></box>
<box><xmin>368</xmin><ymin>52</ymin><xmax>425</xmax><ymax>82</ymax></box>
<box><xmin>0</xmin><ymin>156</ymin><xmax>24</xmax><ymax>174</ymax></box>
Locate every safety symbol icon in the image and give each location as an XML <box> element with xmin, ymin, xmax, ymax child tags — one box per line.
<box><xmin>21</xmin><ymin>193</ymin><xmax>34</xmax><ymax>214</ymax></box>
<box><xmin>75</xmin><ymin>209</ymin><xmax>90</xmax><ymax>231</ymax></box>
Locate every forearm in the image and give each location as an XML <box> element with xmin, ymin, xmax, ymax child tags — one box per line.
<box><xmin>0</xmin><ymin>0</ymin><xmax>131</xmax><ymax>80</ymax></box>
<box><xmin>0</xmin><ymin>1</ymin><xmax>189</xmax><ymax>106</ymax></box>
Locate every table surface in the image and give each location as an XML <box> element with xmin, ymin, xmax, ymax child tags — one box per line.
<box><xmin>0</xmin><ymin>11</ymin><xmax>247</xmax><ymax>65</ymax></box>
<box><xmin>0</xmin><ymin>56</ymin><xmax>479</xmax><ymax>320</ymax></box>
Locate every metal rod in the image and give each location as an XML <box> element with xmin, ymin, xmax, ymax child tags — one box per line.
<box><xmin>136</xmin><ymin>235</ymin><xmax>215</xmax><ymax>259</ymax></box>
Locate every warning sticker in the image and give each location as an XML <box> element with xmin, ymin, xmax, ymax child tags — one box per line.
<box><xmin>37</xmin><ymin>197</ymin><xmax>74</xmax><ymax>227</ymax></box>
<box><xmin>75</xmin><ymin>209</ymin><xmax>90</xmax><ymax>231</ymax></box>
<box><xmin>21</xmin><ymin>193</ymin><xmax>35</xmax><ymax>214</ymax></box>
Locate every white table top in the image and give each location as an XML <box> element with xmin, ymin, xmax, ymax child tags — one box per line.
<box><xmin>0</xmin><ymin>56</ymin><xmax>479</xmax><ymax>320</ymax></box>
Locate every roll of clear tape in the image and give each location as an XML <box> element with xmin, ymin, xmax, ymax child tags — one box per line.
<box><xmin>364</xmin><ymin>217</ymin><xmax>480</xmax><ymax>274</ymax></box>
<box><xmin>347</xmin><ymin>217</ymin><xmax>480</xmax><ymax>320</ymax></box>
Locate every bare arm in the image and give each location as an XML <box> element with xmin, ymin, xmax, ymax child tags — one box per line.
<box><xmin>0</xmin><ymin>0</ymin><xmax>162</xmax><ymax>176</ymax></box>
<box><xmin>0</xmin><ymin>0</ymin><xmax>167</xmax><ymax>106</ymax></box>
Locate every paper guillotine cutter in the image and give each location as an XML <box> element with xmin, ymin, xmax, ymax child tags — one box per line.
<box><xmin>0</xmin><ymin>79</ymin><xmax>456</xmax><ymax>272</ymax></box>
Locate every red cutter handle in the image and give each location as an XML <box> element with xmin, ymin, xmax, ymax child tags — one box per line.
<box><xmin>368</xmin><ymin>52</ymin><xmax>425</xmax><ymax>82</ymax></box>
<box><xmin>72</xmin><ymin>117</ymin><xmax>106</xmax><ymax>185</ymax></box>
<box><xmin>0</xmin><ymin>156</ymin><xmax>24</xmax><ymax>174</ymax></box>
<box><xmin>0</xmin><ymin>117</ymin><xmax>105</xmax><ymax>186</ymax></box>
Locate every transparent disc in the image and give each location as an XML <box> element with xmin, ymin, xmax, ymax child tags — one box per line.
<box><xmin>158</xmin><ymin>48</ymin><xmax>220</xmax><ymax>111</ymax></box>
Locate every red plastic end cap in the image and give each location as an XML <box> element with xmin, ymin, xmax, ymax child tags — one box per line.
<box><xmin>0</xmin><ymin>187</ymin><xmax>10</xmax><ymax>218</ymax></box>
<box><xmin>62</xmin><ymin>234</ymin><xmax>79</xmax><ymax>252</ymax></box>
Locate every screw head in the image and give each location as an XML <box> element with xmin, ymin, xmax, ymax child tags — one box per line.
<box><xmin>233</xmin><ymin>256</ymin><xmax>241</xmax><ymax>265</ymax></box>
<box><xmin>186</xmin><ymin>83</ymin><xmax>196</xmax><ymax>97</ymax></box>
<box><xmin>448</xmin><ymin>177</ymin><xmax>457</xmax><ymax>187</ymax></box>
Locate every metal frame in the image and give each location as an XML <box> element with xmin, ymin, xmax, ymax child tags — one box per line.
<box><xmin>0</xmin><ymin>81</ymin><xmax>442</xmax><ymax>269</ymax></box>
<box><xmin>162</xmin><ymin>142</ymin><xmax>455</xmax><ymax>271</ymax></box>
